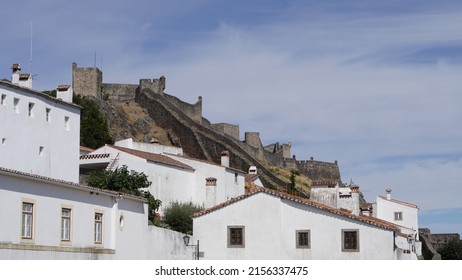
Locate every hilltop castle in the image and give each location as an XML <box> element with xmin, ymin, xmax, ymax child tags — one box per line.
<box><xmin>72</xmin><ymin>63</ymin><xmax>341</xmax><ymax>185</ymax></box>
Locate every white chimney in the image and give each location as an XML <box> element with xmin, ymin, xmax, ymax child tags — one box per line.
<box><xmin>351</xmin><ymin>185</ymin><xmax>360</xmax><ymax>215</ymax></box>
<box><xmin>248</xmin><ymin>166</ymin><xmax>257</xmax><ymax>174</ymax></box>
<box><xmin>221</xmin><ymin>151</ymin><xmax>230</xmax><ymax>167</ymax></box>
<box><xmin>11</xmin><ymin>64</ymin><xmax>33</xmax><ymax>89</ymax></box>
<box><xmin>386</xmin><ymin>188</ymin><xmax>392</xmax><ymax>200</ymax></box>
<box><xmin>56</xmin><ymin>85</ymin><xmax>73</xmax><ymax>103</ymax></box>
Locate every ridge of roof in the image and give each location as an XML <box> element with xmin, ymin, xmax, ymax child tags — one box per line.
<box><xmin>377</xmin><ymin>195</ymin><xmax>418</xmax><ymax>209</ymax></box>
<box><xmin>108</xmin><ymin>145</ymin><xmax>194</xmax><ymax>171</ymax></box>
<box><xmin>0</xmin><ymin>166</ymin><xmax>146</xmax><ymax>202</ymax></box>
<box><xmin>194</xmin><ymin>185</ymin><xmax>399</xmax><ymax>231</ymax></box>
<box><xmin>166</xmin><ymin>152</ymin><xmax>246</xmax><ymax>174</ymax></box>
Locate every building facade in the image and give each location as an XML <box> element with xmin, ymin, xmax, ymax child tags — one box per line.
<box><xmin>193</xmin><ymin>187</ymin><xmax>404</xmax><ymax>260</ymax></box>
<box><xmin>0</xmin><ymin>64</ymin><xmax>80</xmax><ymax>183</ymax></box>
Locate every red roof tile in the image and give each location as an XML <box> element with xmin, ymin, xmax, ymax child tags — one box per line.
<box><xmin>109</xmin><ymin>145</ymin><xmax>194</xmax><ymax>171</ymax></box>
<box><xmin>0</xmin><ymin>166</ymin><xmax>146</xmax><ymax>202</ymax></box>
<box><xmin>194</xmin><ymin>185</ymin><xmax>400</xmax><ymax>231</ymax></box>
<box><xmin>378</xmin><ymin>196</ymin><xmax>418</xmax><ymax>209</ymax></box>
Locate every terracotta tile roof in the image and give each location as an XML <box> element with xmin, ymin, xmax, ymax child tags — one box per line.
<box><xmin>0</xmin><ymin>166</ymin><xmax>146</xmax><ymax>203</ymax></box>
<box><xmin>0</xmin><ymin>80</ymin><xmax>81</xmax><ymax>109</ymax></box>
<box><xmin>311</xmin><ymin>179</ymin><xmax>338</xmax><ymax>186</ymax></box>
<box><xmin>378</xmin><ymin>196</ymin><xmax>418</xmax><ymax>209</ymax></box>
<box><xmin>166</xmin><ymin>153</ymin><xmax>246</xmax><ymax>174</ymax></box>
<box><xmin>245</xmin><ymin>174</ymin><xmax>259</xmax><ymax>183</ymax></box>
<box><xmin>57</xmin><ymin>85</ymin><xmax>71</xmax><ymax>91</ymax></box>
<box><xmin>80</xmin><ymin>146</ymin><xmax>95</xmax><ymax>153</ymax></box>
<box><xmin>194</xmin><ymin>185</ymin><xmax>400</xmax><ymax>231</ymax></box>
<box><xmin>109</xmin><ymin>145</ymin><xmax>194</xmax><ymax>171</ymax></box>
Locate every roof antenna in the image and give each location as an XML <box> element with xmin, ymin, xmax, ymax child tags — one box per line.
<box><xmin>94</xmin><ymin>51</ymin><xmax>97</xmax><ymax>68</ymax></box>
<box><xmin>29</xmin><ymin>22</ymin><xmax>33</xmax><ymax>74</ymax></box>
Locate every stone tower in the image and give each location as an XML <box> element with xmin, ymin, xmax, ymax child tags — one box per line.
<box><xmin>72</xmin><ymin>62</ymin><xmax>102</xmax><ymax>98</ymax></box>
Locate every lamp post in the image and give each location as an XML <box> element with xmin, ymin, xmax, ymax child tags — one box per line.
<box><xmin>183</xmin><ymin>235</ymin><xmax>200</xmax><ymax>260</ymax></box>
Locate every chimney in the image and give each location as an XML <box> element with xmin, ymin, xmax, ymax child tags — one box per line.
<box><xmin>11</xmin><ymin>63</ymin><xmax>32</xmax><ymax>89</ymax></box>
<box><xmin>350</xmin><ymin>185</ymin><xmax>360</xmax><ymax>215</ymax></box>
<box><xmin>386</xmin><ymin>188</ymin><xmax>392</xmax><ymax>200</ymax></box>
<box><xmin>56</xmin><ymin>85</ymin><xmax>73</xmax><ymax>103</ymax></box>
<box><xmin>221</xmin><ymin>151</ymin><xmax>230</xmax><ymax>167</ymax></box>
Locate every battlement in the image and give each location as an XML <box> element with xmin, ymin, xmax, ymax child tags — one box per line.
<box><xmin>139</xmin><ymin>76</ymin><xmax>165</xmax><ymax>94</ymax></box>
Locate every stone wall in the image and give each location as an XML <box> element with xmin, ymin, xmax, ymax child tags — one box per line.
<box><xmin>72</xmin><ymin>63</ymin><xmax>102</xmax><ymax>98</ymax></box>
<box><xmin>212</xmin><ymin>123</ymin><xmax>240</xmax><ymax>140</ymax></box>
<box><xmin>102</xmin><ymin>83</ymin><xmax>138</xmax><ymax>102</ymax></box>
<box><xmin>296</xmin><ymin>158</ymin><xmax>341</xmax><ymax>182</ymax></box>
<box><xmin>419</xmin><ymin>228</ymin><xmax>460</xmax><ymax>253</ymax></box>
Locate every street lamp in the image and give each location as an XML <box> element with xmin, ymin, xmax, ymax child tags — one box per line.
<box><xmin>183</xmin><ymin>235</ymin><xmax>200</xmax><ymax>260</ymax></box>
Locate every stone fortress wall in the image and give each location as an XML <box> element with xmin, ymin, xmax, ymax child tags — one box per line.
<box><xmin>71</xmin><ymin>63</ymin><xmax>340</xmax><ymax>179</ymax></box>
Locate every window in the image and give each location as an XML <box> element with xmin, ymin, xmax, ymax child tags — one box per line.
<box><xmin>206</xmin><ymin>177</ymin><xmax>217</xmax><ymax>186</ymax></box>
<box><xmin>21</xmin><ymin>202</ymin><xmax>34</xmax><ymax>239</ymax></box>
<box><xmin>64</xmin><ymin>116</ymin><xmax>70</xmax><ymax>130</ymax></box>
<box><xmin>227</xmin><ymin>226</ymin><xmax>245</xmax><ymax>248</ymax></box>
<box><xmin>61</xmin><ymin>208</ymin><xmax>71</xmax><ymax>241</ymax></box>
<box><xmin>28</xmin><ymin>102</ymin><xmax>34</xmax><ymax>117</ymax></box>
<box><xmin>234</xmin><ymin>172</ymin><xmax>238</xmax><ymax>184</ymax></box>
<box><xmin>46</xmin><ymin>108</ymin><xmax>51</xmax><ymax>122</ymax></box>
<box><xmin>39</xmin><ymin>146</ymin><xmax>44</xmax><ymax>156</ymax></box>
<box><xmin>342</xmin><ymin>229</ymin><xmax>359</xmax><ymax>252</ymax></box>
<box><xmin>94</xmin><ymin>213</ymin><xmax>103</xmax><ymax>244</ymax></box>
<box><xmin>394</xmin><ymin>212</ymin><xmax>403</xmax><ymax>221</ymax></box>
<box><xmin>1</xmin><ymin>138</ymin><xmax>5</xmax><ymax>145</ymax></box>
<box><xmin>296</xmin><ymin>230</ymin><xmax>311</xmax><ymax>249</ymax></box>
<box><xmin>13</xmin><ymin>98</ymin><xmax>19</xmax><ymax>113</ymax></box>
<box><xmin>0</xmin><ymin>94</ymin><xmax>5</xmax><ymax>105</ymax></box>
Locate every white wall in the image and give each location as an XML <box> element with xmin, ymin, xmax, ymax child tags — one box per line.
<box><xmin>0</xmin><ymin>172</ymin><xmax>116</xmax><ymax>259</ymax></box>
<box><xmin>0</xmin><ymin>84</ymin><xmax>80</xmax><ymax>183</ymax></box>
<box><xmin>0</xmin><ymin>170</ymin><xmax>194</xmax><ymax>260</ymax></box>
<box><xmin>375</xmin><ymin>196</ymin><xmax>419</xmax><ymax>237</ymax></box>
<box><xmin>167</xmin><ymin>154</ymin><xmax>246</xmax><ymax>208</ymax></box>
<box><xmin>194</xmin><ymin>192</ymin><xmax>396</xmax><ymax>260</ymax></box>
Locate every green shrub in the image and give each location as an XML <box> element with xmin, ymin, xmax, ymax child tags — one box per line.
<box><xmin>162</xmin><ymin>201</ymin><xmax>203</xmax><ymax>234</ymax></box>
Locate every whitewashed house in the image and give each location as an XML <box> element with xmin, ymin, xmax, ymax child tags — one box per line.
<box><xmin>80</xmin><ymin>139</ymin><xmax>246</xmax><ymax>211</ymax></box>
<box><xmin>373</xmin><ymin>188</ymin><xmax>421</xmax><ymax>258</ymax></box>
<box><xmin>80</xmin><ymin>144</ymin><xmax>196</xmax><ymax>212</ymax></box>
<box><xmin>0</xmin><ymin>167</ymin><xmax>193</xmax><ymax>260</ymax></box>
<box><xmin>0</xmin><ymin>64</ymin><xmax>80</xmax><ymax>183</ymax></box>
<box><xmin>193</xmin><ymin>185</ymin><xmax>407</xmax><ymax>260</ymax></box>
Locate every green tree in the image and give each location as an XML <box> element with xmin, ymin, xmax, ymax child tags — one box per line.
<box><xmin>438</xmin><ymin>239</ymin><xmax>462</xmax><ymax>260</ymax></box>
<box><xmin>73</xmin><ymin>94</ymin><xmax>113</xmax><ymax>149</ymax></box>
<box><xmin>287</xmin><ymin>169</ymin><xmax>300</xmax><ymax>195</ymax></box>
<box><xmin>87</xmin><ymin>165</ymin><xmax>161</xmax><ymax>223</ymax></box>
<box><xmin>162</xmin><ymin>201</ymin><xmax>203</xmax><ymax>234</ymax></box>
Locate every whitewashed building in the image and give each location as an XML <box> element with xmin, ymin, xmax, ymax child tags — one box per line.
<box><xmin>193</xmin><ymin>185</ymin><xmax>418</xmax><ymax>260</ymax></box>
<box><xmin>80</xmin><ymin>139</ymin><xmax>246</xmax><ymax>211</ymax></box>
<box><xmin>0</xmin><ymin>64</ymin><xmax>80</xmax><ymax>183</ymax></box>
<box><xmin>0</xmin><ymin>167</ymin><xmax>193</xmax><ymax>259</ymax></box>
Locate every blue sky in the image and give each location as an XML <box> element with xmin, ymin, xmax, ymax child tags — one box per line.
<box><xmin>1</xmin><ymin>0</ymin><xmax>461</xmax><ymax>236</ymax></box>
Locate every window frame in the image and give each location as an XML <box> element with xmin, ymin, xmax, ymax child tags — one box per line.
<box><xmin>0</xmin><ymin>94</ymin><xmax>6</xmax><ymax>106</ymax></box>
<box><xmin>20</xmin><ymin>200</ymin><xmax>35</xmax><ymax>242</ymax></box>
<box><xmin>60</xmin><ymin>207</ymin><xmax>72</xmax><ymax>243</ymax></box>
<box><xmin>94</xmin><ymin>212</ymin><xmax>103</xmax><ymax>245</ymax></box>
<box><xmin>394</xmin><ymin>212</ymin><xmax>403</xmax><ymax>221</ymax></box>
<box><xmin>28</xmin><ymin>102</ymin><xmax>34</xmax><ymax>117</ymax></box>
<box><xmin>296</xmin><ymin>230</ymin><xmax>311</xmax><ymax>249</ymax></box>
<box><xmin>227</xmin><ymin>226</ymin><xmax>245</xmax><ymax>248</ymax></box>
<box><xmin>342</xmin><ymin>229</ymin><xmax>359</xmax><ymax>252</ymax></box>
